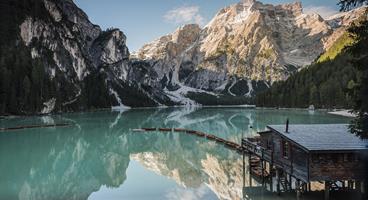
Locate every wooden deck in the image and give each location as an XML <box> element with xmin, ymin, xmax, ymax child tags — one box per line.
<box><xmin>242</xmin><ymin>137</ymin><xmax>273</xmax><ymax>162</ymax></box>
<box><xmin>132</xmin><ymin>128</ymin><xmax>243</xmax><ymax>152</ymax></box>
<box><xmin>242</xmin><ymin>137</ymin><xmax>274</xmax><ymax>183</ymax></box>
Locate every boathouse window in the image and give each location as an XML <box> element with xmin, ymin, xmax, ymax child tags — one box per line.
<box><xmin>354</xmin><ymin>154</ymin><xmax>360</xmax><ymax>161</ymax></box>
<box><xmin>282</xmin><ymin>140</ymin><xmax>290</xmax><ymax>159</ymax></box>
<box><xmin>267</xmin><ymin>139</ymin><xmax>272</xmax><ymax>150</ymax></box>
<box><xmin>343</xmin><ymin>153</ymin><xmax>353</xmax><ymax>162</ymax></box>
<box><xmin>343</xmin><ymin>154</ymin><xmax>348</xmax><ymax>162</ymax></box>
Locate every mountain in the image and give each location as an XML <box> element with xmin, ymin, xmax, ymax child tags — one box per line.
<box><xmin>255</xmin><ymin>32</ymin><xmax>357</xmax><ymax>109</ymax></box>
<box><xmin>255</xmin><ymin>7</ymin><xmax>368</xmax><ymax>109</ymax></box>
<box><xmin>135</xmin><ymin>0</ymin><xmax>366</xmax><ymax>96</ymax></box>
<box><xmin>0</xmin><ymin>0</ymin><xmax>365</xmax><ymax>115</ymax></box>
<box><xmin>0</xmin><ymin>0</ymin><xmax>164</xmax><ymax>115</ymax></box>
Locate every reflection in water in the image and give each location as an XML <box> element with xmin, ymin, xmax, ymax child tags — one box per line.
<box><xmin>0</xmin><ymin>108</ymin><xmax>349</xmax><ymax>200</ymax></box>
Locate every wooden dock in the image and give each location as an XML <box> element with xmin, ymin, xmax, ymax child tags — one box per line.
<box><xmin>132</xmin><ymin>128</ymin><xmax>243</xmax><ymax>152</ymax></box>
<box><xmin>0</xmin><ymin>123</ymin><xmax>71</xmax><ymax>132</ymax></box>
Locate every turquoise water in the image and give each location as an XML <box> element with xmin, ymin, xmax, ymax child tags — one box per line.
<box><xmin>0</xmin><ymin>108</ymin><xmax>350</xmax><ymax>200</ymax></box>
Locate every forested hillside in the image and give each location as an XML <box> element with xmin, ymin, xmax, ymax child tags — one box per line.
<box><xmin>0</xmin><ymin>0</ymin><xmax>61</xmax><ymax>114</ymax></box>
<box><xmin>0</xmin><ymin>0</ymin><xmax>157</xmax><ymax>115</ymax></box>
<box><xmin>256</xmin><ymin>34</ymin><xmax>357</xmax><ymax>109</ymax></box>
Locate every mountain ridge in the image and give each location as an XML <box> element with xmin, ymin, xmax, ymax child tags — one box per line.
<box><xmin>136</xmin><ymin>1</ymin><xmax>365</xmax><ymax>82</ymax></box>
<box><xmin>0</xmin><ymin>0</ymin><xmax>365</xmax><ymax>115</ymax></box>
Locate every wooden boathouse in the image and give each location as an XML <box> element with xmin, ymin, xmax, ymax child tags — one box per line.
<box><xmin>242</xmin><ymin>123</ymin><xmax>368</xmax><ymax>200</ymax></box>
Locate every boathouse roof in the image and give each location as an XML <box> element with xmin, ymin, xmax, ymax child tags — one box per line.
<box><xmin>267</xmin><ymin>124</ymin><xmax>368</xmax><ymax>152</ymax></box>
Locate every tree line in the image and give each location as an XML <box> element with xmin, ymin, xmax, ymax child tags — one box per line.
<box><xmin>256</xmin><ymin>53</ymin><xmax>356</xmax><ymax>109</ymax></box>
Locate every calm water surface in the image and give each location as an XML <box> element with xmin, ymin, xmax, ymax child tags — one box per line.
<box><xmin>0</xmin><ymin>108</ymin><xmax>350</xmax><ymax>200</ymax></box>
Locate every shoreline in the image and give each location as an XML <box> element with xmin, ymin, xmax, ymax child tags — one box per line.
<box><xmin>328</xmin><ymin>110</ymin><xmax>357</xmax><ymax>118</ymax></box>
<box><xmin>0</xmin><ymin>105</ymin><xmax>356</xmax><ymax>119</ymax></box>
<box><xmin>0</xmin><ymin>104</ymin><xmax>257</xmax><ymax>118</ymax></box>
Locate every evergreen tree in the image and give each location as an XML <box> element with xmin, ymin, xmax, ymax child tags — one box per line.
<box><xmin>255</xmin><ymin>54</ymin><xmax>355</xmax><ymax>109</ymax></box>
<box><xmin>22</xmin><ymin>76</ymin><xmax>31</xmax><ymax>111</ymax></box>
<box><xmin>339</xmin><ymin>1</ymin><xmax>368</xmax><ymax>195</ymax></box>
<box><xmin>309</xmin><ymin>84</ymin><xmax>319</xmax><ymax>106</ymax></box>
<box><xmin>339</xmin><ymin>0</ymin><xmax>368</xmax><ymax>138</ymax></box>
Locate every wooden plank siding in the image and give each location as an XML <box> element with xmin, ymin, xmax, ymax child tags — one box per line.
<box><xmin>309</xmin><ymin>153</ymin><xmax>367</xmax><ymax>181</ymax></box>
<box><xmin>272</xmin><ymin>133</ymin><xmax>309</xmax><ymax>182</ymax></box>
<box><xmin>250</xmin><ymin>124</ymin><xmax>368</xmax><ymax>184</ymax></box>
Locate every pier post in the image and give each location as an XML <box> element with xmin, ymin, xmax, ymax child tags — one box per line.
<box><xmin>362</xmin><ymin>181</ymin><xmax>366</xmax><ymax>193</ymax></box>
<box><xmin>356</xmin><ymin>181</ymin><xmax>361</xmax><ymax>192</ymax></box>
<box><xmin>261</xmin><ymin>159</ymin><xmax>264</xmax><ymax>185</ymax></box>
<box><xmin>348</xmin><ymin>180</ymin><xmax>353</xmax><ymax>189</ymax></box>
<box><xmin>242</xmin><ymin>152</ymin><xmax>248</xmax><ymax>200</ymax></box>
<box><xmin>276</xmin><ymin>169</ymin><xmax>281</xmax><ymax>195</ymax></box>
<box><xmin>248</xmin><ymin>152</ymin><xmax>252</xmax><ymax>187</ymax></box>
<box><xmin>361</xmin><ymin>181</ymin><xmax>366</xmax><ymax>199</ymax></box>
<box><xmin>288</xmin><ymin>174</ymin><xmax>292</xmax><ymax>191</ymax></box>
<box><xmin>296</xmin><ymin>180</ymin><xmax>301</xmax><ymax>199</ymax></box>
<box><xmin>302</xmin><ymin>182</ymin><xmax>307</xmax><ymax>193</ymax></box>
<box><xmin>324</xmin><ymin>181</ymin><xmax>330</xmax><ymax>200</ymax></box>
<box><xmin>243</xmin><ymin>152</ymin><xmax>246</xmax><ymax>187</ymax></box>
<box><xmin>270</xmin><ymin>164</ymin><xmax>273</xmax><ymax>192</ymax></box>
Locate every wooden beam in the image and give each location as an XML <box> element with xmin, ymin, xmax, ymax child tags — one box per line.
<box><xmin>361</xmin><ymin>181</ymin><xmax>365</xmax><ymax>194</ymax></box>
<box><xmin>296</xmin><ymin>180</ymin><xmax>301</xmax><ymax>198</ymax></box>
<box><xmin>243</xmin><ymin>152</ymin><xmax>246</xmax><ymax>188</ymax></box>
<box><xmin>276</xmin><ymin>169</ymin><xmax>281</xmax><ymax>195</ymax></box>
<box><xmin>325</xmin><ymin>181</ymin><xmax>330</xmax><ymax>200</ymax></box>
<box><xmin>261</xmin><ymin>152</ymin><xmax>265</xmax><ymax>184</ymax></box>
<box><xmin>356</xmin><ymin>181</ymin><xmax>361</xmax><ymax>192</ymax></box>
<box><xmin>249</xmin><ymin>152</ymin><xmax>252</xmax><ymax>187</ymax></box>
<box><xmin>289</xmin><ymin>173</ymin><xmax>292</xmax><ymax>191</ymax></box>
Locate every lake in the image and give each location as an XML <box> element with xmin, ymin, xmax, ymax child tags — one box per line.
<box><xmin>0</xmin><ymin>108</ymin><xmax>350</xmax><ymax>200</ymax></box>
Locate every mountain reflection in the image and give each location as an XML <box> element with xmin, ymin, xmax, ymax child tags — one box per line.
<box><xmin>0</xmin><ymin>108</ymin><xmax>348</xmax><ymax>200</ymax></box>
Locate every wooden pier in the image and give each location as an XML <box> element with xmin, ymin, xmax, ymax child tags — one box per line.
<box><xmin>132</xmin><ymin>127</ymin><xmax>243</xmax><ymax>152</ymax></box>
<box><xmin>0</xmin><ymin>123</ymin><xmax>71</xmax><ymax>132</ymax></box>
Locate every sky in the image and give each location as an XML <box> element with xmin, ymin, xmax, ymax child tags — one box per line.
<box><xmin>74</xmin><ymin>0</ymin><xmax>341</xmax><ymax>52</ymax></box>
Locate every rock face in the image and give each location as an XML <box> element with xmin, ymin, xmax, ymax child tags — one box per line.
<box><xmin>135</xmin><ymin>1</ymin><xmax>366</xmax><ymax>98</ymax></box>
<box><xmin>1</xmin><ymin>0</ymin><xmax>366</xmax><ymax>114</ymax></box>
<box><xmin>8</xmin><ymin>0</ymin><xmax>159</xmax><ymax>114</ymax></box>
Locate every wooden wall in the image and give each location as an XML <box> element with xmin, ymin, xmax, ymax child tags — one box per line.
<box><xmin>309</xmin><ymin>152</ymin><xmax>367</xmax><ymax>181</ymax></box>
<box><xmin>271</xmin><ymin>133</ymin><xmax>309</xmax><ymax>182</ymax></box>
<box><xmin>259</xmin><ymin>130</ymin><xmax>367</xmax><ymax>183</ymax></box>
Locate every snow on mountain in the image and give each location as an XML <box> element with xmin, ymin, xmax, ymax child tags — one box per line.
<box><xmin>2</xmin><ymin>0</ymin><xmax>366</xmax><ymax>114</ymax></box>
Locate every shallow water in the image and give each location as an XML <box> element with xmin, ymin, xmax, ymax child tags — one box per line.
<box><xmin>0</xmin><ymin>108</ymin><xmax>350</xmax><ymax>200</ymax></box>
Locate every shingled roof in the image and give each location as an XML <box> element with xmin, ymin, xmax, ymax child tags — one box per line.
<box><xmin>267</xmin><ymin>124</ymin><xmax>368</xmax><ymax>152</ymax></box>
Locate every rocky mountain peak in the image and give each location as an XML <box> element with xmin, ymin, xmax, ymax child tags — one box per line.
<box><xmin>134</xmin><ymin>24</ymin><xmax>201</xmax><ymax>60</ymax></box>
<box><xmin>172</xmin><ymin>24</ymin><xmax>201</xmax><ymax>44</ymax></box>
<box><xmin>133</xmin><ymin>0</ymin><xmax>365</xmax><ymax>103</ymax></box>
<box><xmin>241</xmin><ymin>0</ymin><xmax>256</xmax><ymax>5</ymax></box>
<box><xmin>92</xmin><ymin>29</ymin><xmax>129</xmax><ymax>65</ymax></box>
<box><xmin>278</xmin><ymin>1</ymin><xmax>303</xmax><ymax>15</ymax></box>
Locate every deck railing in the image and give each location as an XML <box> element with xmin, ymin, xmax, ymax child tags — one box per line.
<box><xmin>242</xmin><ymin>138</ymin><xmax>273</xmax><ymax>162</ymax></box>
